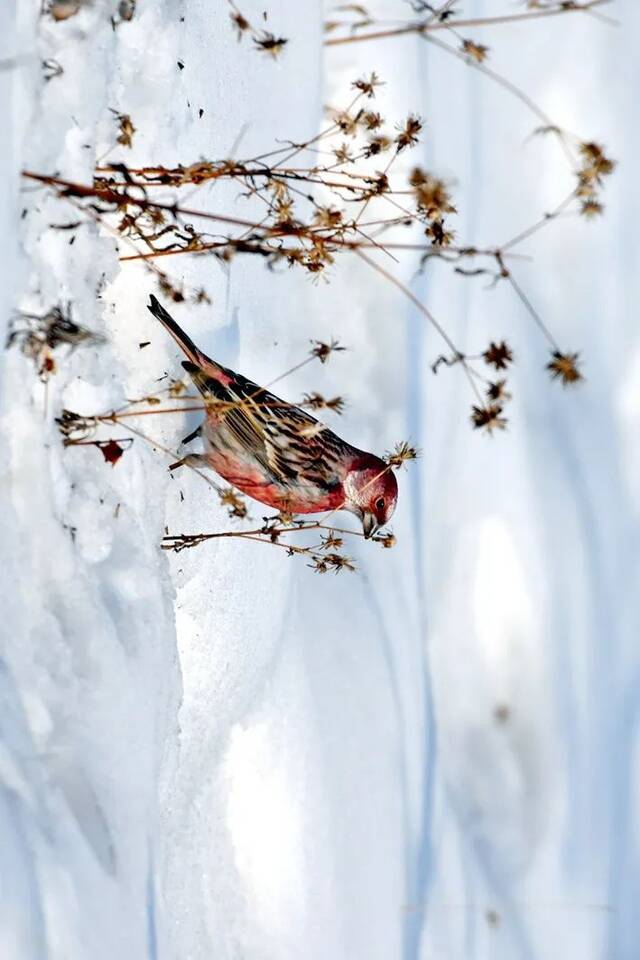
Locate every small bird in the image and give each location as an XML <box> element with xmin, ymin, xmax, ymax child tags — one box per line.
<box><xmin>148</xmin><ymin>295</ymin><xmax>397</xmax><ymax>537</ymax></box>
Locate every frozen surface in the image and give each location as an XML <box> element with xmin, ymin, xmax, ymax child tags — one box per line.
<box><xmin>1</xmin><ymin>1</ymin><xmax>638</xmax><ymax>958</ymax></box>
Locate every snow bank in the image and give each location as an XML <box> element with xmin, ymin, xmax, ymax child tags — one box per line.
<box><xmin>1</xmin><ymin>1</ymin><xmax>638</xmax><ymax>958</ymax></box>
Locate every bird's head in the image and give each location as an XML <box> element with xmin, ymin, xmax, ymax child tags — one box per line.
<box><xmin>343</xmin><ymin>455</ymin><xmax>398</xmax><ymax>538</ymax></box>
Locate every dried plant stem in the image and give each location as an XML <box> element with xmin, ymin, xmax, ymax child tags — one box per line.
<box><xmin>111</xmin><ymin>420</ymin><xmax>224</xmax><ymax>492</ymax></box>
<box><xmin>116</xmin><ymin>238</ymin><xmax>492</xmax><ymax>264</ymax></box>
<box><xmin>165</xmin><ymin>520</ymin><xmax>362</xmax><ymax>544</ymax></box>
<box><xmin>421</xmin><ymin>33</ymin><xmax>578</xmax><ymax>169</ymax></box>
<box><xmin>501</xmin><ymin>190</ymin><xmax>577</xmax><ymax>252</ymax></box>
<box><xmin>26</xmin><ymin>35</ymin><xmax>615</xmax><ymax>430</ymax></box>
<box><xmin>161</xmin><ymin>519</ymin><xmax>383</xmax><ymax>554</ymax></box>
<box><xmin>355</xmin><ymin>248</ymin><xmax>484</xmax><ymax>406</ymax></box>
<box><xmin>324</xmin><ymin>1</ymin><xmax>613</xmax><ymax>47</ymax></box>
<box><xmin>501</xmin><ymin>266</ymin><xmax>560</xmax><ymax>351</ymax></box>
<box><xmin>22</xmin><ymin>171</ymin><xmax>262</xmax><ymax>231</ymax></box>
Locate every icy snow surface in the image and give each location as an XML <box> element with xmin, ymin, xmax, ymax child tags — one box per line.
<box><xmin>1</xmin><ymin>1</ymin><xmax>639</xmax><ymax>958</ymax></box>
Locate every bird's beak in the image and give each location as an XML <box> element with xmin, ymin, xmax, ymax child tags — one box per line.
<box><xmin>361</xmin><ymin>511</ymin><xmax>379</xmax><ymax>539</ymax></box>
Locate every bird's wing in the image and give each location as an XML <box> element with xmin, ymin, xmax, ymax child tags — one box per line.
<box><xmin>190</xmin><ymin>364</ymin><xmax>348</xmax><ymax>489</ymax></box>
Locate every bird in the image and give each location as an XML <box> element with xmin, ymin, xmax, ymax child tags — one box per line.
<box><xmin>147</xmin><ymin>295</ymin><xmax>398</xmax><ymax>537</ymax></box>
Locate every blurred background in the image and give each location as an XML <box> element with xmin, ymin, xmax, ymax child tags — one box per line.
<box><xmin>1</xmin><ymin>1</ymin><xmax>638</xmax><ymax>958</ymax></box>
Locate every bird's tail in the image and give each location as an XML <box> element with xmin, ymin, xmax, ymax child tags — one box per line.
<box><xmin>147</xmin><ymin>295</ymin><xmax>233</xmax><ymax>394</ymax></box>
<box><xmin>147</xmin><ymin>294</ymin><xmax>209</xmax><ymax>367</ymax></box>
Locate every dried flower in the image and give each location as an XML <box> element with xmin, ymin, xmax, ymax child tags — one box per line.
<box><xmin>320</xmin><ymin>532</ymin><xmax>344</xmax><ymax>550</ymax></box>
<box><xmin>546</xmin><ymin>350</ymin><xmax>583</xmax><ymax>385</ymax></box>
<box><xmin>579</xmin><ymin>141</ymin><xmax>615</xmax><ymax>180</ymax></box>
<box><xmin>253</xmin><ymin>31</ymin><xmax>288</xmax><ymax>58</ymax></box>
<box><xmin>192</xmin><ymin>287</ymin><xmax>212</xmax><ymax>304</ymax></box>
<box><xmin>352</xmin><ymin>72</ymin><xmax>384</xmax><ymax>98</ymax></box>
<box><xmin>395</xmin><ymin>115</ymin><xmax>422</xmax><ymax>152</ymax></box>
<box><xmin>157</xmin><ymin>273</ymin><xmax>185</xmax><ymax>303</ymax></box>
<box><xmin>310</xmin><ymin>552</ymin><xmax>355</xmax><ymax>574</ymax></box>
<box><xmin>219</xmin><ymin>486</ymin><xmax>248</xmax><ymax>518</ymax></box>
<box><xmin>168</xmin><ymin>377</ymin><xmax>188</xmax><ymax>397</ymax></box>
<box><xmin>426</xmin><ymin>219</ymin><xmax>455</xmax><ymax>246</ymax></box>
<box><xmin>385</xmin><ymin>441</ymin><xmax>420</xmax><ymax>469</ymax></box>
<box><xmin>471</xmin><ymin>404</ymin><xmax>507</xmax><ymax>434</ymax></box>
<box><xmin>111</xmin><ymin>110</ymin><xmax>136</xmax><ymax>148</ymax></box>
<box><xmin>361</xmin><ymin>110</ymin><xmax>383</xmax><ymax>131</ymax></box>
<box><xmin>325</xmin><ymin>552</ymin><xmax>355</xmax><ymax>572</ymax></box>
<box><xmin>580</xmin><ymin>199</ymin><xmax>603</xmax><ymax>218</ymax></box>
<box><xmin>376</xmin><ymin>532</ymin><xmax>396</xmax><ymax>549</ymax></box>
<box><xmin>310</xmin><ymin>338</ymin><xmax>346</xmax><ymax>363</ymax></box>
<box><xmin>334</xmin><ymin>109</ymin><xmax>361</xmax><ymax>137</ymax></box>
<box><xmin>333</xmin><ymin>142</ymin><xmax>354</xmax><ymax>164</ymax></box>
<box><xmin>486</xmin><ymin>379</ymin><xmax>511</xmax><ymax>403</ymax></box>
<box><xmin>410</xmin><ymin>168</ymin><xmax>456</xmax><ymax>219</ymax></box>
<box><xmin>364</xmin><ymin>135</ymin><xmax>392</xmax><ymax>158</ymax></box>
<box><xmin>313</xmin><ymin>206</ymin><xmax>343</xmax><ymax>229</ymax></box>
<box><xmin>56</xmin><ymin>409</ymin><xmax>99</xmax><ymax>443</ymax></box>
<box><xmin>302</xmin><ymin>392</ymin><xmax>346</xmax><ymax>414</ymax></box>
<box><xmin>461</xmin><ymin>39</ymin><xmax>489</xmax><ymax>63</ymax></box>
<box><xmin>483</xmin><ymin>341</ymin><xmax>513</xmax><ymax>370</ymax></box>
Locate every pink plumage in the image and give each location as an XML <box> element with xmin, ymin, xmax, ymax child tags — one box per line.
<box><xmin>148</xmin><ymin>295</ymin><xmax>397</xmax><ymax>536</ymax></box>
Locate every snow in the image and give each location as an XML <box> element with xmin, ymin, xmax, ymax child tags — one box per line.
<box><xmin>1</xmin><ymin>1</ymin><xmax>638</xmax><ymax>958</ymax></box>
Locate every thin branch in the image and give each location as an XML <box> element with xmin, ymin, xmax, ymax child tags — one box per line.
<box><xmin>355</xmin><ymin>248</ymin><xmax>485</xmax><ymax>406</ymax></box>
<box><xmin>324</xmin><ymin>1</ymin><xmax>614</xmax><ymax>46</ymax></box>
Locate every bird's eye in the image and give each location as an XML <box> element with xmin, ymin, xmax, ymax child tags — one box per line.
<box><xmin>375</xmin><ymin>497</ymin><xmax>385</xmax><ymax>512</ymax></box>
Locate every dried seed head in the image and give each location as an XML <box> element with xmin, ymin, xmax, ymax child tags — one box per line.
<box><xmin>310</xmin><ymin>338</ymin><xmax>346</xmax><ymax>363</ymax></box>
<box><xmin>461</xmin><ymin>39</ymin><xmax>489</xmax><ymax>63</ymax></box>
<box><xmin>253</xmin><ymin>32</ymin><xmax>288</xmax><ymax>58</ymax></box>
<box><xmin>385</xmin><ymin>440</ymin><xmax>420</xmax><ymax>469</ymax></box>
<box><xmin>546</xmin><ymin>350</ymin><xmax>583</xmax><ymax>386</ymax></box>
<box><xmin>333</xmin><ymin>142</ymin><xmax>354</xmax><ymax>164</ymax></box>
<box><xmin>157</xmin><ymin>273</ymin><xmax>185</xmax><ymax>303</ymax></box>
<box><xmin>579</xmin><ymin>141</ymin><xmax>615</xmax><ymax>178</ymax></box>
<box><xmin>426</xmin><ymin>219</ymin><xmax>455</xmax><ymax>246</ymax></box>
<box><xmin>352</xmin><ymin>72</ymin><xmax>384</xmax><ymax>99</ymax></box>
<box><xmin>168</xmin><ymin>378</ymin><xmax>188</xmax><ymax>397</ymax></box>
<box><xmin>364</xmin><ymin>135</ymin><xmax>392</xmax><ymax>158</ymax></box>
<box><xmin>580</xmin><ymin>199</ymin><xmax>603</xmax><ymax>219</ymax></box>
<box><xmin>313</xmin><ymin>206</ymin><xmax>343</xmax><ymax>229</ymax></box>
<box><xmin>395</xmin><ymin>115</ymin><xmax>423</xmax><ymax>152</ymax></box>
<box><xmin>410</xmin><ymin>167</ymin><xmax>456</xmax><ymax>219</ymax></box>
<box><xmin>320</xmin><ymin>532</ymin><xmax>344</xmax><ymax>551</ymax></box>
<box><xmin>471</xmin><ymin>404</ymin><xmax>508</xmax><ymax>434</ymax></box>
<box><xmin>486</xmin><ymin>379</ymin><xmax>511</xmax><ymax>403</ymax></box>
<box><xmin>323</xmin><ymin>552</ymin><xmax>356</xmax><ymax>573</ymax></box>
<box><xmin>56</xmin><ymin>409</ymin><xmax>99</xmax><ymax>442</ymax></box>
<box><xmin>377</xmin><ymin>532</ymin><xmax>396</xmax><ymax>549</ymax></box>
<box><xmin>302</xmin><ymin>392</ymin><xmax>346</xmax><ymax>414</ymax></box>
<box><xmin>218</xmin><ymin>487</ymin><xmax>248</xmax><ymax>519</ymax></box>
<box><xmin>483</xmin><ymin>341</ymin><xmax>513</xmax><ymax>370</ymax></box>
<box><xmin>334</xmin><ymin>110</ymin><xmax>361</xmax><ymax>137</ymax></box>
<box><xmin>361</xmin><ymin>110</ymin><xmax>383</xmax><ymax>131</ymax></box>
<box><xmin>111</xmin><ymin>110</ymin><xmax>136</xmax><ymax>148</ymax></box>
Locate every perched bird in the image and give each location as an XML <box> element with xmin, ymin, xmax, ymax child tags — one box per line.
<box><xmin>148</xmin><ymin>295</ymin><xmax>397</xmax><ymax>536</ymax></box>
